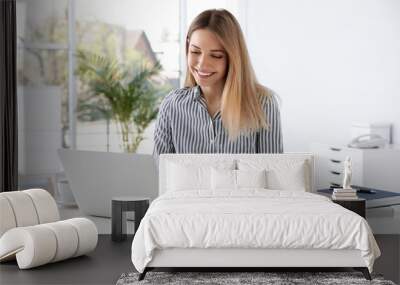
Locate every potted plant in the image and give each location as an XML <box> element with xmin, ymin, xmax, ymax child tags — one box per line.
<box><xmin>77</xmin><ymin>50</ymin><xmax>161</xmax><ymax>153</ymax></box>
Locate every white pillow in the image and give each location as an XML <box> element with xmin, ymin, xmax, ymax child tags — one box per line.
<box><xmin>210</xmin><ymin>167</ymin><xmax>236</xmax><ymax>190</ymax></box>
<box><xmin>266</xmin><ymin>161</ymin><xmax>307</xmax><ymax>191</ymax></box>
<box><xmin>237</xmin><ymin>159</ymin><xmax>310</xmax><ymax>191</ymax></box>
<box><xmin>167</xmin><ymin>160</ymin><xmax>235</xmax><ymax>191</ymax></box>
<box><xmin>236</xmin><ymin>169</ymin><xmax>268</xmax><ymax>189</ymax></box>
<box><xmin>210</xmin><ymin>168</ymin><xmax>268</xmax><ymax>190</ymax></box>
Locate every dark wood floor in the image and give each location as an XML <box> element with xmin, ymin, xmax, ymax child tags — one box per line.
<box><xmin>1</xmin><ymin>234</ymin><xmax>398</xmax><ymax>284</ymax></box>
<box><xmin>0</xmin><ymin>235</ymin><xmax>133</xmax><ymax>285</ymax></box>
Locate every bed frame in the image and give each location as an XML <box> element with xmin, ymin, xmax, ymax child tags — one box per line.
<box><xmin>139</xmin><ymin>248</ymin><xmax>371</xmax><ymax>280</ymax></box>
<box><xmin>138</xmin><ymin>154</ymin><xmax>372</xmax><ymax>281</ymax></box>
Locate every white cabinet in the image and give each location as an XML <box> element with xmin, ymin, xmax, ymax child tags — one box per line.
<box><xmin>310</xmin><ymin>143</ymin><xmax>400</xmax><ymax>193</ymax></box>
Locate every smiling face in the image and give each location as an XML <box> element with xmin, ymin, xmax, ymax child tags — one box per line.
<box><xmin>187</xmin><ymin>29</ymin><xmax>228</xmax><ymax>91</ymax></box>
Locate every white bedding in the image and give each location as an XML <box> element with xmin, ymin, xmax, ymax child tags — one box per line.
<box><xmin>131</xmin><ymin>189</ymin><xmax>380</xmax><ymax>273</ymax></box>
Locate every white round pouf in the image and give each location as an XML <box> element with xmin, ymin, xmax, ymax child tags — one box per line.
<box><xmin>42</xmin><ymin>221</ymin><xmax>79</xmax><ymax>262</ymax></box>
<box><xmin>0</xmin><ymin>218</ymin><xmax>98</xmax><ymax>269</ymax></box>
<box><xmin>64</xmin><ymin>218</ymin><xmax>98</xmax><ymax>257</ymax></box>
<box><xmin>24</xmin><ymin>189</ymin><xmax>60</xmax><ymax>223</ymax></box>
<box><xmin>0</xmin><ymin>226</ymin><xmax>57</xmax><ymax>269</ymax></box>
<box><xmin>0</xmin><ymin>189</ymin><xmax>98</xmax><ymax>269</ymax></box>
<box><xmin>0</xmin><ymin>196</ymin><xmax>17</xmax><ymax>237</ymax></box>
<box><xmin>1</xmin><ymin>192</ymin><xmax>39</xmax><ymax>227</ymax></box>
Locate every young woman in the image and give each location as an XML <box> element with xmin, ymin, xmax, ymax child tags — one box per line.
<box><xmin>153</xmin><ymin>9</ymin><xmax>283</xmax><ymax>162</ymax></box>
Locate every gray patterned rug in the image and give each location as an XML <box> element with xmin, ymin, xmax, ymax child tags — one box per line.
<box><xmin>116</xmin><ymin>271</ymin><xmax>396</xmax><ymax>285</ymax></box>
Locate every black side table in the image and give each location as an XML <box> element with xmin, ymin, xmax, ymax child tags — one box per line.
<box><xmin>332</xmin><ymin>198</ymin><xmax>366</xmax><ymax>218</ymax></box>
<box><xmin>112</xmin><ymin>197</ymin><xmax>150</xmax><ymax>242</ymax></box>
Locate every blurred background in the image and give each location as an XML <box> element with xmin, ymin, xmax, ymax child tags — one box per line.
<box><xmin>16</xmin><ymin>0</ymin><xmax>400</xmax><ymax>189</ymax></box>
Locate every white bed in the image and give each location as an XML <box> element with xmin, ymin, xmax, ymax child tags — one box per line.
<box><xmin>131</xmin><ymin>154</ymin><xmax>380</xmax><ymax>280</ymax></box>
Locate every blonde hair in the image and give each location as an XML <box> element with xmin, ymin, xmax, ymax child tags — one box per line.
<box><xmin>185</xmin><ymin>9</ymin><xmax>271</xmax><ymax>140</ymax></box>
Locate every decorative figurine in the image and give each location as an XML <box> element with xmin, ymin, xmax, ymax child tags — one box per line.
<box><xmin>342</xmin><ymin>156</ymin><xmax>352</xmax><ymax>190</ymax></box>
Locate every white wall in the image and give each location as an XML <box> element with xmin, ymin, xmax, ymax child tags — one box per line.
<box><xmin>245</xmin><ymin>0</ymin><xmax>400</xmax><ymax>151</ymax></box>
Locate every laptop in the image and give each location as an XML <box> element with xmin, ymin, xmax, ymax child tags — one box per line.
<box><xmin>58</xmin><ymin>149</ymin><xmax>158</xmax><ymax>218</ymax></box>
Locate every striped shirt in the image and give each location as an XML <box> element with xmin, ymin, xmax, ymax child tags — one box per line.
<box><xmin>153</xmin><ymin>85</ymin><xmax>283</xmax><ymax>162</ymax></box>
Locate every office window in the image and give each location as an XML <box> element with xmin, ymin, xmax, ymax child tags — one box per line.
<box><xmin>75</xmin><ymin>0</ymin><xmax>180</xmax><ymax>153</ymax></box>
<box><xmin>17</xmin><ymin>0</ymin><xmax>68</xmax><ymax>189</ymax></box>
<box><xmin>17</xmin><ymin>0</ymin><xmax>181</xmax><ymax>190</ymax></box>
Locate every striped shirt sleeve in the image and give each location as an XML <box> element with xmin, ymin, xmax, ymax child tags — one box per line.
<box><xmin>153</xmin><ymin>92</ymin><xmax>176</xmax><ymax>164</ymax></box>
<box><xmin>258</xmin><ymin>93</ymin><xmax>284</xmax><ymax>153</ymax></box>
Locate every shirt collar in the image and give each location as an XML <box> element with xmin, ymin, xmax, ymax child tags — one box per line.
<box><xmin>191</xmin><ymin>85</ymin><xmax>221</xmax><ymax>119</ymax></box>
<box><xmin>191</xmin><ymin>85</ymin><xmax>202</xmax><ymax>101</ymax></box>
